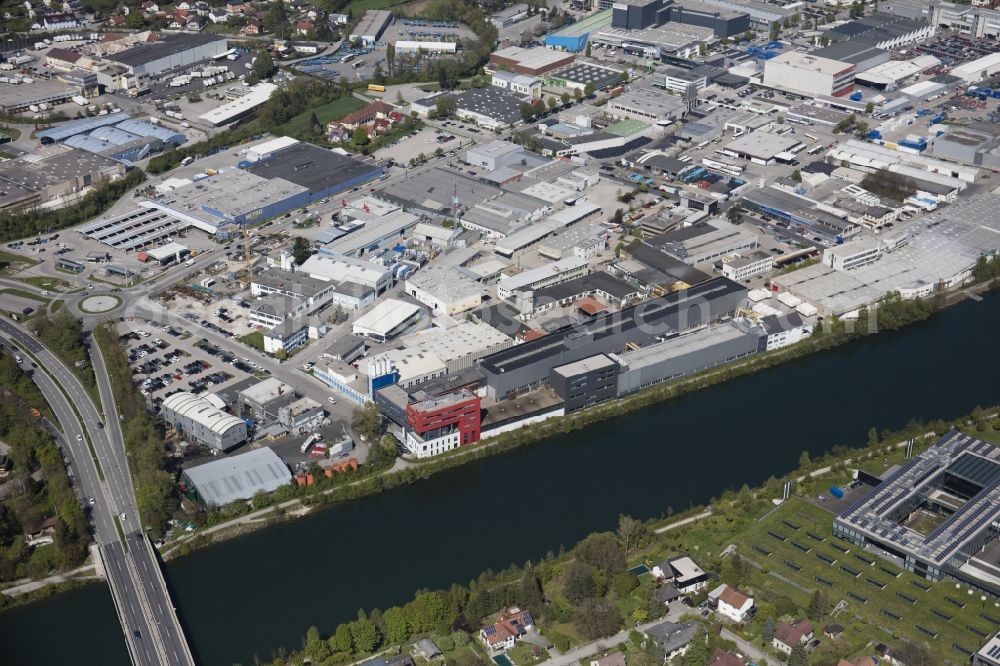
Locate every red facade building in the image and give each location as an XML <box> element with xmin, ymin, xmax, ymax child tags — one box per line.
<box><xmin>404</xmin><ymin>389</ymin><xmax>481</xmax><ymax>457</ymax></box>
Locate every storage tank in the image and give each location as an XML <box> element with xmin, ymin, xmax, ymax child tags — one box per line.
<box><xmin>829</xmin><ymin>486</ymin><xmax>845</xmax><ymax>499</ymax></box>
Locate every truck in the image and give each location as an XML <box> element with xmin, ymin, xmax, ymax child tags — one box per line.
<box><xmin>10</xmin><ymin>55</ymin><xmax>33</xmax><ymax>66</ymax></box>
<box><xmin>72</xmin><ymin>95</ymin><xmax>88</xmax><ymax>106</ymax></box>
<box><xmin>227</xmin><ymin>53</ymin><xmax>238</xmax><ymax>61</ymax></box>
<box><xmin>0</xmin><ymin>63</ymin><xmax>12</xmax><ymax>70</ymax></box>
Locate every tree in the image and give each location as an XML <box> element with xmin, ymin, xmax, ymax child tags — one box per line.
<box><xmin>865</xmin><ymin>101</ymin><xmax>875</xmax><ymax>115</ymax></box>
<box><xmin>575</xmin><ymin>598</ymin><xmax>622</xmax><ymax>640</ymax></box>
<box><xmin>727</xmin><ymin>204</ymin><xmax>742</xmax><ymax>223</ymax></box>
<box><xmin>562</xmin><ymin>561</ymin><xmax>597</xmax><ymax>604</ymax></box>
<box><xmin>808</xmin><ymin>589</ymin><xmax>829</xmax><ymax>621</ymax></box>
<box><xmin>352</xmin><ymin>127</ymin><xmax>370</xmax><ymax>146</ymax></box>
<box><xmin>350</xmin><ymin>619</ymin><xmax>382</xmax><ymax>654</ymax></box>
<box><xmin>574</xmin><ymin>88</ymin><xmax>583</xmax><ymax>100</ymax></box>
<box><xmin>790</xmin><ymin>169</ymin><xmax>802</xmax><ymax>182</ymax></box>
<box><xmin>617</xmin><ymin>514</ymin><xmax>642</xmax><ymax>554</ymax></box>
<box><xmin>520</xmin><ymin>102</ymin><xmax>534</xmax><ymax>123</ymax></box>
<box><xmin>576</xmin><ymin>532</ymin><xmax>625</xmax><ymax>576</ymax></box>
<box><xmin>307</xmin><ymin>111</ymin><xmax>322</xmax><ymax>136</ymax></box>
<box><xmin>561</xmin><ymin>92</ymin><xmax>570</xmax><ymax>106</ymax></box>
<box><xmin>867</xmin><ymin>427</ymin><xmax>880</xmax><ymax>446</ymax></box>
<box><xmin>329</xmin><ymin>624</ymin><xmax>354</xmax><ymax>653</ymax></box>
<box><xmin>893</xmin><ymin>642</ymin><xmax>936</xmax><ymax>666</ymax></box>
<box><xmin>252</xmin><ymin>50</ymin><xmax>276</xmax><ymax>81</ymax></box>
<box><xmin>798</xmin><ymin>450</ymin><xmax>811</xmax><ymax>468</ymax></box>
<box><xmin>788</xmin><ymin>645</ymin><xmax>808</xmax><ymax>666</ymax></box>
<box><xmin>351</xmin><ymin>402</ymin><xmax>382</xmax><ymax>441</ymax></box>
<box><xmin>761</xmin><ymin>616</ymin><xmax>776</xmax><ymax>643</ymax></box>
<box><xmin>519</xmin><ymin>564</ymin><xmax>545</xmax><ymax>611</ymax></box>
<box><xmin>405</xmin><ymin>592</ymin><xmax>447</xmax><ymax>634</ymax></box>
<box><xmin>547</xmin><ymin>96</ymin><xmax>558</xmax><ymax>111</ymax></box>
<box><xmin>386</xmin><ymin>42</ymin><xmax>396</xmax><ymax>78</ymax></box>
<box><xmin>435</xmin><ymin>95</ymin><xmax>456</xmax><ymax>118</ymax></box>
<box><xmin>584</xmin><ymin>82</ymin><xmax>594</xmax><ymax>97</ymax></box>
<box><xmin>586</xmin><ymin>43</ymin><xmax>592</xmax><ymax>57</ymax></box>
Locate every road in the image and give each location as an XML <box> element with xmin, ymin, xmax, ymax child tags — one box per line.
<box><xmin>537</xmin><ymin>615</ymin><xmax>694</xmax><ymax>666</ymax></box>
<box><xmin>0</xmin><ymin>317</ymin><xmax>194</xmax><ymax>666</ymax></box>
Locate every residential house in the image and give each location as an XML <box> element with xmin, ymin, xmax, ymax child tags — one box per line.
<box><xmin>651</xmin><ymin>555</ymin><xmax>709</xmax><ymax>593</ymax></box>
<box><xmin>176</xmin><ymin>0</ymin><xmax>191</xmax><ymax>8</ymax></box>
<box><xmin>644</xmin><ymin>621</ymin><xmax>699</xmax><ymax>662</ymax></box>
<box><xmin>193</xmin><ymin>1</ymin><xmax>210</xmax><ymax>14</ymax></box>
<box><xmin>295</xmin><ymin>19</ymin><xmax>314</xmax><ymax>35</ymax></box>
<box><xmin>415</xmin><ymin>639</ymin><xmax>442</xmax><ymax>661</ymax></box>
<box><xmin>340</xmin><ymin>100</ymin><xmax>394</xmax><ymax>129</ymax></box>
<box><xmin>709</xmin><ymin>649</ymin><xmax>745</xmax><ymax>666</ymax></box>
<box><xmin>479</xmin><ymin>607</ymin><xmax>534</xmax><ymax>652</ymax></box>
<box><xmin>823</xmin><ymin>624</ymin><xmax>844</xmax><ymax>640</ymax></box>
<box><xmin>654</xmin><ymin>585</ymin><xmax>682</xmax><ymax>606</ymax></box>
<box><xmin>209</xmin><ymin>8</ymin><xmax>228</xmax><ymax>23</ymax></box>
<box><xmin>185</xmin><ymin>16</ymin><xmax>202</xmax><ymax>29</ymax></box>
<box><xmin>226</xmin><ymin>0</ymin><xmax>249</xmax><ymax>12</ymax></box>
<box><xmin>713</xmin><ymin>585</ymin><xmax>754</xmax><ymax>623</ymax></box>
<box><xmin>109</xmin><ymin>14</ymin><xmax>126</xmax><ymax>25</ymax></box>
<box><xmin>590</xmin><ymin>652</ymin><xmax>625</xmax><ymax>666</ymax></box>
<box><xmin>329</xmin><ymin>12</ymin><xmax>348</xmax><ymax>24</ymax></box>
<box><xmin>140</xmin><ymin>0</ymin><xmax>159</xmax><ymax>12</ymax></box>
<box><xmin>772</xmin><ymin>619</ymin><xmax>813</xmax><ymax>654</ymax></box>
<box><xmin>241</xmin><ymin>17</ymin><xmax>263</xmax><ymax>34</ymax></box>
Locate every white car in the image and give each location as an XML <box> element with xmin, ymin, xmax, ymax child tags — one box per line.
<box><xmin>76</xmin><ymin>434</ymin><xmax>83</xmax><ymax>441</ymax></box>
<box><xmin>328</xmin><ymin>397</ymin><xmax>337</xmax><ymax>404</ymax></box>
<box><xmin>119</xmin><ymin>512</ymin><xmax>126</xmax><ymax>521</ymax></box>
<box><xmin>40</xmin><ymin>290</ymin><xmax>49</xmax><ymax>296</ymax></box>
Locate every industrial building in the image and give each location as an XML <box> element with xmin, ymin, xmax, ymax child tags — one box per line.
<box><xmin>826</xmin><ymin>13</ymin><xmax>935</xmax><ymax>50</ymax></box>
<box><xmin>550</xmin><ymin>354</ymin><xmax>619</xmax><ymax>412</ymax></box>
<box><xmin>544</xmin><ymin>61</ymin><xmax>624</xmax><ymax>93</ymax></box>
<box><xmin>350</xmin><ymin>10</ymin><xmax>393</xmax><ymax>47</ymax></box>
<box><xmin>722</xmin><ymin>130</ymin><xmax>804</xmax><ymax>165</ymax></box>
<box><xmin>451</xmin><ymin>87</ymin><xmax>528</xmax><ymax>130</ymax></box>
<box><xmin>404</xmin><ymin>389</ymin><xmax>482</xmax><ymax>458</ymax></box>
<box><xmin>243</xmin><ymin>140</ymin><xmax>384</xmax><ymax>205</ymax></box>
<box><xmin>590</xmin><ymin>23</ymin><xmax>714</xmax><ymax>59</ymax></box>
<box><xmin>158</xmin><ymin>169</ymin><xmax>309</xmax><ymax>229</ymax></box>
<box><xmin>812</xmin><ymin>42</ymin><xmax>891</xmax><ymax>75</ymax></box>
<box><xmin>545</xmin><ymin>9</ymin><xmax>614</xmax><ymax>51</ymax></box>
<box><xmin>518</xmin><ymin>270</ymin><xmax>639</xmax><ymax>318</ymax></box>
<box><xmin>931</xmin><ymin>124</ymin><xmax>1000</xmax><ymax>169</ymax></box>
<box><xmin>763</xmin><ymin>52</ymin><xmax>856</xmax><ymax>97</ymax></box>
<box><xmin>106</xmin><ymin>32</ymin><xmax>228</xmax><ymax>84</ymax></box>
<box><xmin>478</xmin><ymin>277</ymin><xmax>746</xmax><ymax>400</ymax></box>
<box><xmin>650</xmin><ymin>219</ymin><xmax>758</xmax><ymax>265</ymax></box>
<box><xmin>401</xmin><ymin>321</ymin><xmax>513</xmax><ymax>373</ymax></box>
<box><xmin>489</xmin><ymin>46</ymin><xmax>576</xmax><ymax>76</ymax></box>
<box><xmin>197</xmin><ymin>83</ymin><xmax>278</xmax><ymax>127</ymax></box>
<box><xmin>238</xmin><ymin>378</ymin><xmax>297</xmax><ymax>423</ymax></box>
<box><xmin>614</xmin><ymin>322</ymin><xmax>762</xmax><ymax>396</ymax></box>
<box><xmin>161</xmin><ymin>391</ymin><xmax>247</xmax><ymax>452</ymax></box>
<box><xmin>833</xmin><ymin>430</ymin><xmax>1000</xmax><ymax>597</ymax></box>
<box><xmin>609</xmin><ymin>0</ymin><xmax>749</xmax><ymax>37</ymax></box>
<box><xmin>606</xmin><ymin>86</ymin><xmax>689</xmax><ymax>124</ymax></box>
<box><xmin>181</xmin><ymin>447</ymin><xmax>292</xmax><ymax>507</ymax></box>
<box><xmin>0</xmin><ymin>145</ymin><xmax>125</xmax><ymax>211</ymax></box>
<box><xmin>299</xmin><ymin>251</ymin><xmax>393</xmax><ymax>297</ymax></box>
<box><xmin>497</xmin><ymin>257</ymin><xmax>589</xmax><ymax>300</ymax></box>
<box><xmin>352</xmin><ymin>298</ymin><xmax>422</xmax><ymax>342</ymax></box>
<box><xmin>405</xmin><ymin>265</ymin><xmax>484</xmax><ymax>316</ymax></box>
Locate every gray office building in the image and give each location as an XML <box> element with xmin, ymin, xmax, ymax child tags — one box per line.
<box><xmin>612</xmin><ymin>0</ymin><xmax>749</xmax><ymax>36</ymax></box>
<box><xmin>550</xmin><ymin>354</ymin><xmax>620</xmax><ymax>412</ymax></box>
<box><xmin>479</xmin><ymin>277</ymin><xmax>747</xmax><ymax>400</ymax></box>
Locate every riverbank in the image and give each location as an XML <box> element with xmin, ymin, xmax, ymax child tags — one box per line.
<box><xmin>269</xmin><ymin>408</ymin><xmax>1000</xmax><ymax>666</ymax></box>
<box><xmin>3</xmin><ymin>289</ymin><xmax>999</xmax><ymax>665</ymax></box>
<box><xmin>149</xmin><ymin>285</ymin><xmax>987</xmax><ymax>561</ymax></box>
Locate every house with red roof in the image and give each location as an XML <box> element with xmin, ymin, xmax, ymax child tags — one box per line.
<box><xmin>341</xmin><ymin>100</ymin><xmax>394</xmax><ymax>129</ymax></box>
<box><xmin>479</xmin><ymin>607</ymin><xmax>534</xmax><ymax>652</ymax></box>
<box><xmin>709</xmin><ymin>648</ymin><xmax>745</xmax><ymax>666</ymax></box>
<box><xmin>772</xmin><ymin>619</ymin><xmax>813</xmax><ymax>654</ymax></box>
<box><xmin>241</xmin><ymin>17</ymin><xmax>263</xmax><ymax>35</ymax></box>
<box><xmin>711</xmin><ymin>584</ymin><xmax>754</xmax><ymax>624</ymax></box>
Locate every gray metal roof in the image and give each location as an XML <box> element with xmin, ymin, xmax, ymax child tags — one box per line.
<box><xmin>183</xmin><ymin>447</ymin><xmax>292</xmax><ymax>506</ymax></box>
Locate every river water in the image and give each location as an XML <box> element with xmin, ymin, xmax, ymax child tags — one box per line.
<box><xmin>2</xmin><ymin>294</ymin><xmax>999</xmax><ymax>665</ymax></box>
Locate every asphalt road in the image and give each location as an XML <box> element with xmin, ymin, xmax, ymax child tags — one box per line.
<box><xmin>0</xmin><ymin>316</ymin><xmax>193</xmax><ymax>666</ymax></box>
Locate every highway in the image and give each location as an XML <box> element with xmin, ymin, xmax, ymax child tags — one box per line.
<box><xmin>0</xmin><ymin>316</ymin><xmax>195</xmax><ymax>666</ymax></box>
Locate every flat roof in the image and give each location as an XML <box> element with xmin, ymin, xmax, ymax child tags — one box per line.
<box><xmin>767</xmin><ymin>51</ymin><xmax>854</xmax><ymax>75</ymax></box>
<box><xmin>725</xmin><ymin>130</ymin><xmax>801</xmax><ymax>160</ymax></box>
<box><xmin>244</xmin><ymin>141</ymin><xmax>380</xmax><ymax>193</ymax></box>
<box><xmin>160</xmin><ymin>169</ymin><xmax>308</xmax><ymax>222</ymax></box>
<box><xmin>452</xmin><ymin>87</ymin><xmax>524</xmax><ymax>125</ymax></box>
<box><xmin>351</xmin><ymin>9</ymin><xmax>392</xmax><ymax>38</ymax></box>
<box><xmin>253</xmin><ymin>267</ymin><xmax>330</xmax><ymax>298</ymax></box>
<box><xmin>107</xmin><ymin>32</ymin><xmax>225</xmax><ymax>68</ymax></box>
<box><xmin>531</xmin><ymin>270</ymin><xmax>637</xmax><ymax>303</ymax></box>
<box><xmin>183</xmin><ymin>447</ymin><xmax>291</xmax><ymax>506</ymax></box>
<box><xmin>199</xmin><ymin>83</ymin><xmax>277</xmax><ymax>127</ymax></box>
<box><xmin>549</xmin><ymin>8</ymin><xmax>613</xmax><ymax>37</ymax></box>
<box><xmin>239</xmin><ymin>377</ymin><xmax>294</xmax><ymax>405</ymax></box>
<box><xmin>492</xmin><ymin>46</ymin><xmax>574</xmax><ymax>71</ymax></box>
<box><xmin>498</xmin><ymin>256</ymin><xmax>587</xmax><ymax>293</ymax></box>
<box><xmin>406</xmin><ymin>264</ymin><xmax>483</xmax><ymax>304</ymax></box>
<box><xmin>553</xmin><ymin>353</ymin><xmax>616</xmax><ymax>377</ymax></box>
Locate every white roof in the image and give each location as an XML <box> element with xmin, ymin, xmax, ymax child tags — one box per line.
<box><xmin>183</xmin><ymin>447</ymin><xmax>291</xmax><ymax>506</ymax></box>
<box><xmin>145</xmin><ymin>241</ymin><xmax>189</xmax><ymax>259</ymax></box>
<box><xmin>239</xmin><ymin>377</ymin><xmax>293</xmax><ymax>404</ymax></box>
<box><xmin>299</xmin><ymin>252</ymin><xmax>390</xmax><ymax>287</ymax></box>
<box><xmin>197</xmin><ymin>82</ymin><xmax>277</xmax><ymax>126</ymax></box>
<box><xmin>498</xmin><ymin>256</ymin><xmax>587</xmax><ymax>293</ymax></box>
<box><xmin>669</xmin><ymin>556</ymin><xmax>705</xmax><ymax>581</ymax></box>
<box><xmin>767</xmin><ymin>51</ymin><xmax>852</xmax><ymax>75</ymax></box>
<box><xmin>162</xmin><ymin>391</ymin><xmax>245</xmax><ymax>435</ymax></box>
<box><xmin>352</xmin><ymin>298</ymin><xmax>421</xmax><ymax>337</ymax></box>
<box><xmin>247</xmin><ymin>136</ymin><xmax>298</xmax><ymax>160</ymax></box>
<box><xmin>951</xmin><ymin>51</ymin><xmax>1000</xmax><ymax>81</ymax></box>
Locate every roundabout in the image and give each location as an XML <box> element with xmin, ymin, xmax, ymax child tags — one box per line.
<box><xmin>78</xmin><ymin>294</ymin><xmax>122</xmax><ymax>314</ymax></box>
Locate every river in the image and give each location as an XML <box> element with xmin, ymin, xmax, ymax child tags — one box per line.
<box><xmin>2</xmin><ymin>293</ymin><xmax>999</xmax><ymax>665</ymax></box>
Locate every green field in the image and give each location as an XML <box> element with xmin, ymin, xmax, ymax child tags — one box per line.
<box><xmin>13</xmin><ymin>275</ymin><xmax>73</xmax><ymax>291</ymax></box>
<box><xmin>239</xmin><ymin>331</ymin><xmax>265</xmax><ymax>352</ymax></box>
<box><xmin>277</xmin><ymin>97</ymin><xmax>368</xmax><ymax>136</ymax></box>
<box><xmin>736</xmin><ymin>497</ymin><xmax>996</xmax><ymax>664</ymax></box>
<box><xmin>0</xmin><ymin>249</ymin><xmax>38</xmax><ymax>268</ymax></box>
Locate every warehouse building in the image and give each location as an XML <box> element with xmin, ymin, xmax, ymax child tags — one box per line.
<box><xmin>826</xmin><ymin>13</ymin><xmax>935</xmax><ymax>50</ymax></box>
<box><xmin>931</xmin><ymin>125</ymin><xmax>1000</xmax><ymax>169</ymax></box>
<box><xmin>107</xmin><ymin>32</ymin><xmax>227</xmax><ymax>84</ymax></box>
<box><xmin>606</xmin><ymin>87</ymin><xmax>689</xmax><ymax>124</ymax></box>
<box><xmin>198</xmin><ymin>82</ymin><xmax>278</xmax><ymax>127</ymax></box>
<box><xmin>650</xmin><ymin>219</ymin><xmax>758</xmax><ymax>265</ymax></box>
<box><xmin>834</xmin><ymin>430</ymin><xmax>1000</xmax><ymax>597</ymax></box>
<box><xmin>299</xmin><ymin>251</ymin><xmax>393</xmax><ymax>295</ymax></box>
<box><xmin>353</xmin><ymin>298</ymin><xmax>422</xmax><ymax>342</ymax></box>
<box><xmin>518</xmin><ymin>270</ymin><xmax>640</xmax><ymax>318</ymax></box>
<box><xmin>609</xmin><ymin>0</ymin><xmax>749</xmax><ymax>37</ymax></box>
<box><xmin>615</xmin><ymin>321</ymin><xmax>761</xmax><ymax>395</ymax></box>
<box><xmin>546</xmin><ymin>9</ymin><xmax>614</xmax><ymax>51</ymax></box>
<box><xmin>590</xmin><ymin>23</ymin><xmax>713</xmax><ymax>60</ymax></box>
<box><xmin>488</xmin><ymin>46</ymin><xmax>576</xmax><ymax>76</ymax></box>
<box><xmin>0</xmin><ymin>144</ymin><xmax>124</xmax><ymax>210</ymax></box>
<box><xmin>405</xmin><ymin>264</ymin><xmax>484</xmax><ymax>316</ymax></box>
<box><xmin>243</xmin><ymin>140</ymin><xmax>384</xmax><ymax>204</ymax></box>
<box><xmin>452</xmin><ymin>87</ymin><xmax>527</xmax><ymax>130</ymax></box>
<box><xmin>478</xmin><ymin>277</ymin><xmax>746</xmax><ymax>400</ymax></box>
<box><xmin>158</xmin><ymin>169</ymin><xmax>310</xmax><ymax>228</ymax></box>
<box><xmin>544</xmin><ymin>61</ymin><xmax>625</xmax><ymax>93</ymax></box>
<box><xmin>181</xmin><ymin>447</ymin><xmax>291</xmax><ymax>507</ymax></box>
<box><xmin>763</xmin><ymin>51</ymin><xmax>856</xmax><ymax>97</ymax></box>
<box><xmin>37</xmin><ymin>112</ymin><xmax>131</xmax><ymax>145</ymax></box>
<box><xmin>854</xmin><ymin>54</ymin><xmax>939</xmax><ymax>89</ymax></box>
<box><xmin>162</xmin><ymin>391</ymin><xmax>247</xmax><ymax>452</ymax></box>
<box><xmin>811</xmin><ymin>42</ymin><xmax>890</xmax><ymax>75</ymax></box>
<box><xmin>238</xmin><ymin>378</ymin><xmax>297</xmax><ymax>423</ymax></box>
<box><xmin>722</xmin><ymin>130</ymin><xmax>804</xmax><ymax>165</ymax></box>
<box><xmin>350</xmin><ymin>10</ymin><xmax>393</xmax><ymax>47</ymax></box>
